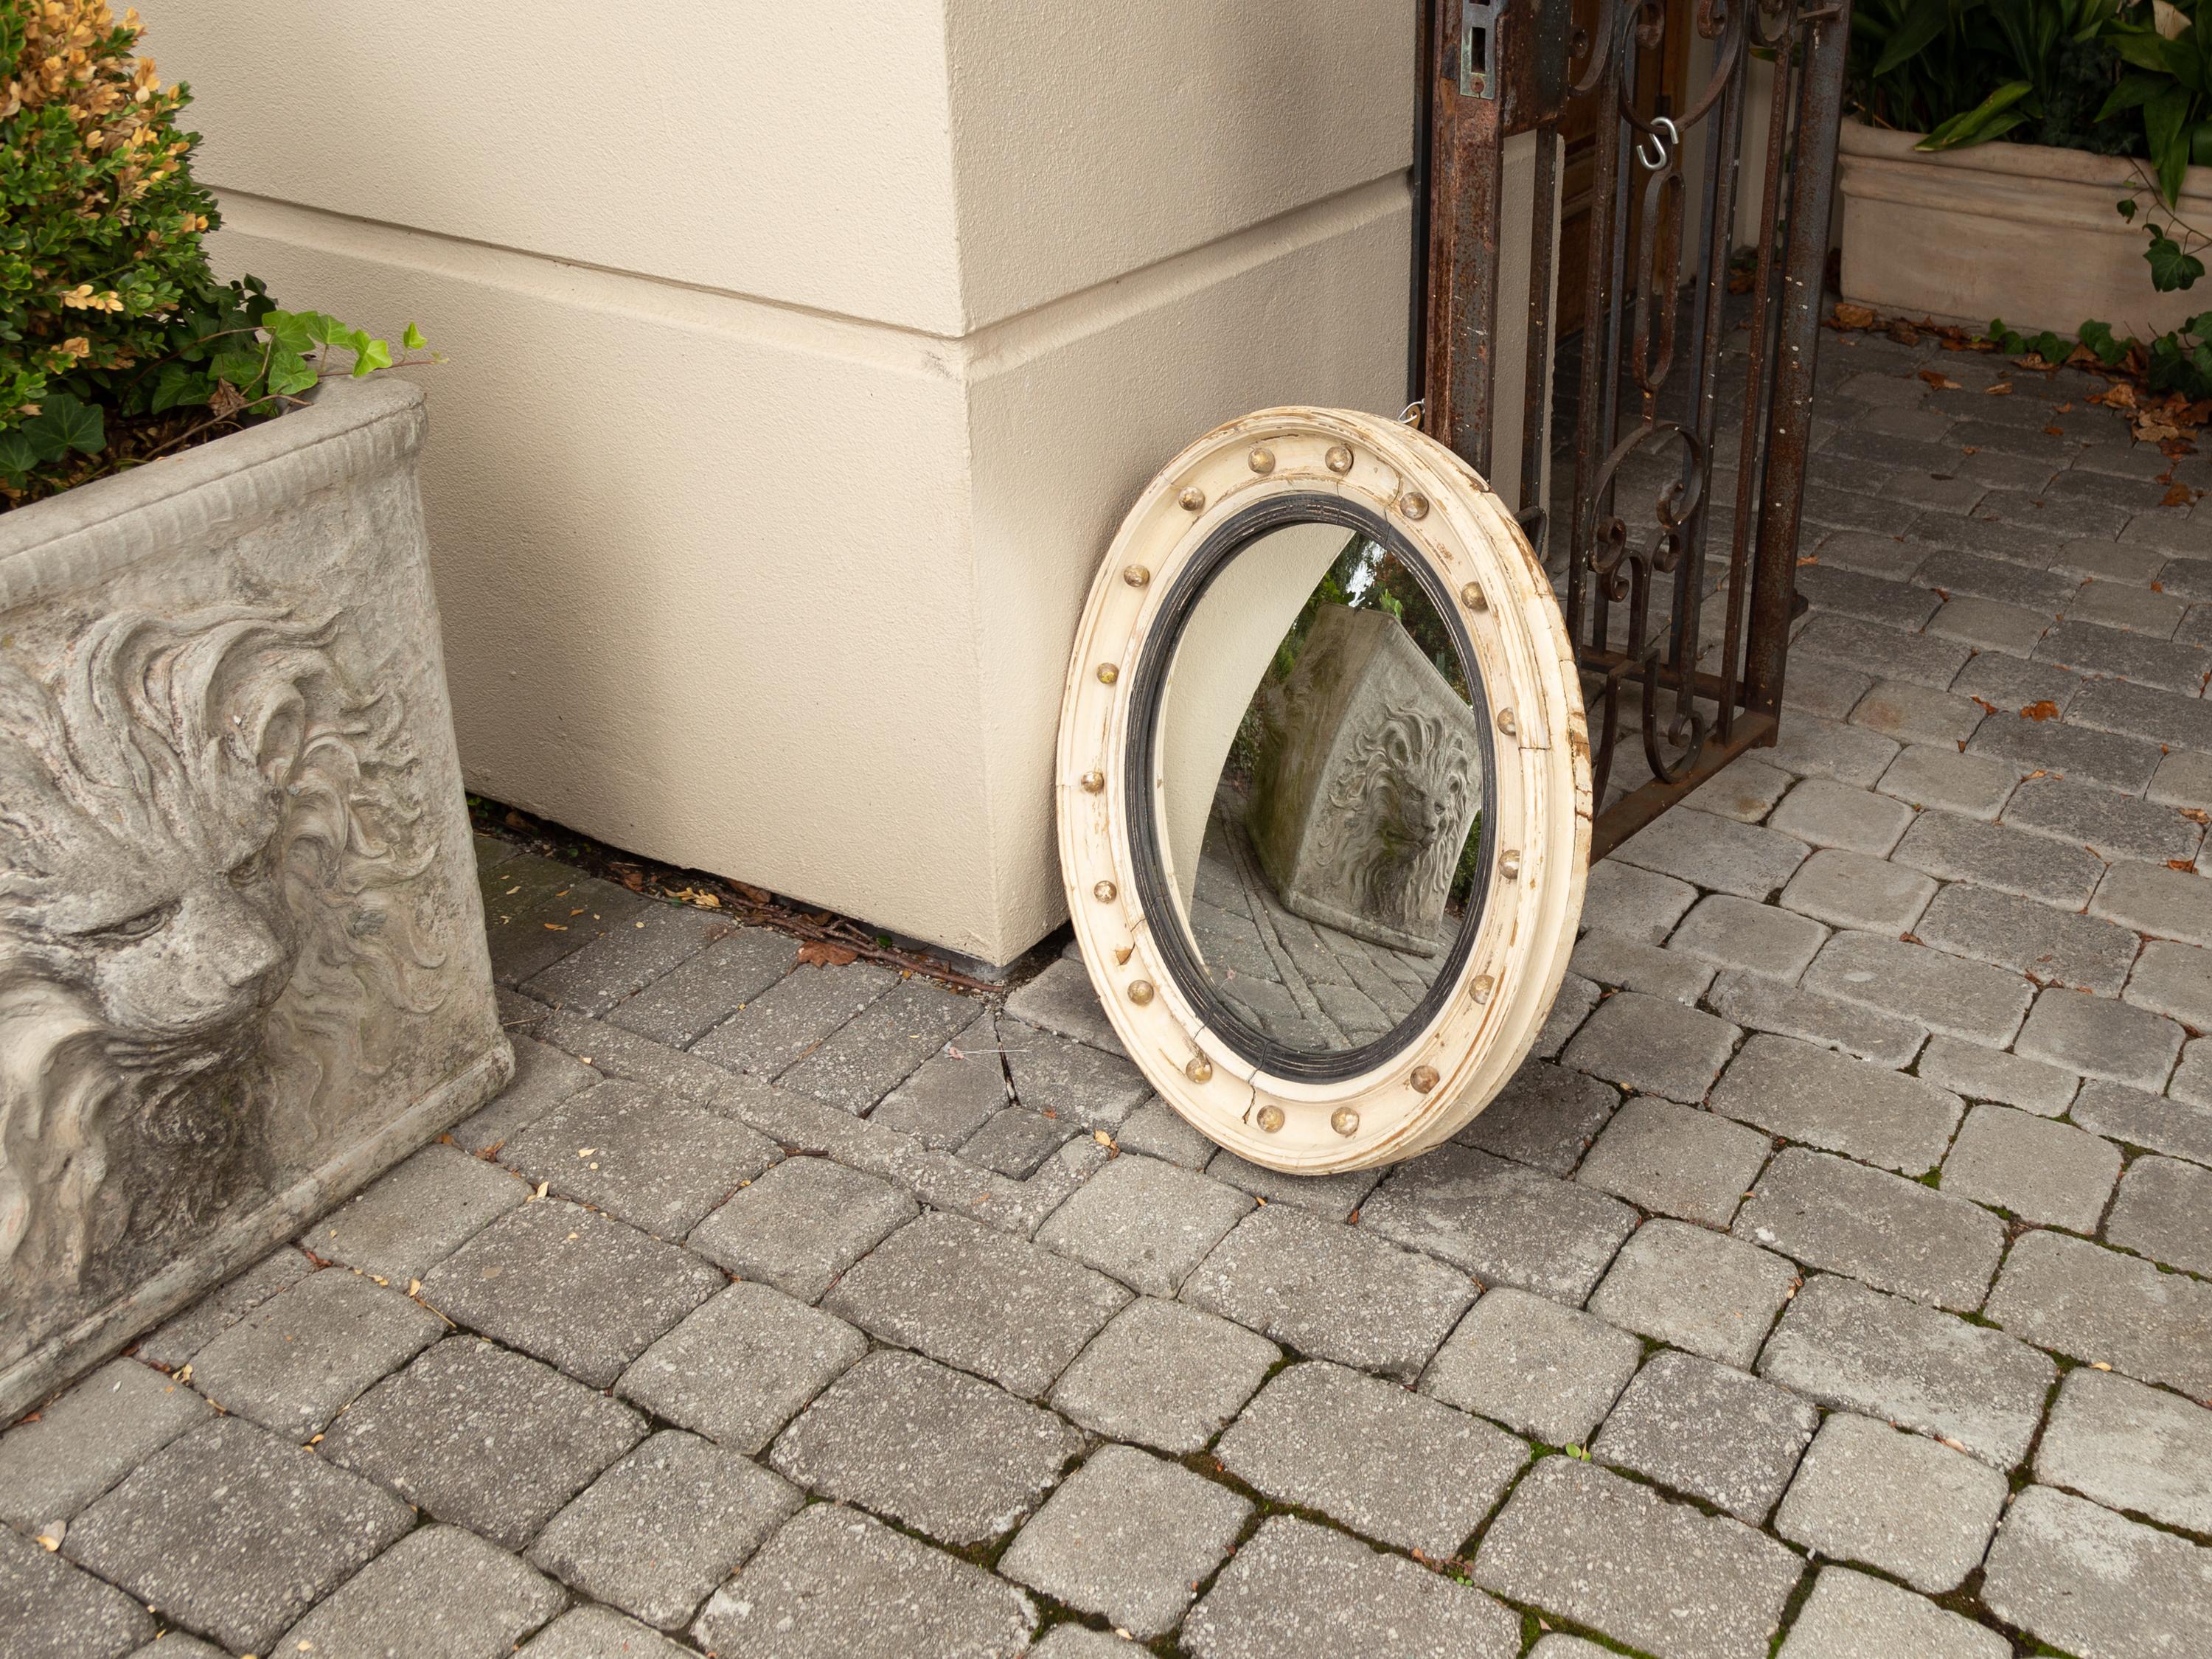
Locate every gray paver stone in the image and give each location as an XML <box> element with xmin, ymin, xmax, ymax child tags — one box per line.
<box><xmin>617</xmin><ymin>1279</ymin><xmax>865</xmax><ymax>1454</ymax></box>
<box><xmin>769</xmin><ymin>1349</ymin><xmax>1082</xmax><ymax>1545</ymax></box>
<box><xmin>2035</xmin><ymin>617</ymin><xmax>2212</xmax><ymax>694</ymax></box>
<box><xmin>1113</xmin><ymin>1096</ymin><xmax>1217</xmax><ymax>1168</ymax></box>
<box><xmin>824</xmin><ymin>1211</ymin><xmax>1130</xmax><ymax>1398</ymax></box>
<box><xmin>1587</xmin><ymin>1218</ymin><xmax>1798</xmax><ymax>1370</ymax></box>
<box><xmin>1218</xmin><ymin>1360</ymin><xmax>1526</xmax><ymax>1556</ymax></box>
<box><xmin>1848</xmin><ymin>679</ymin><xmax>1985</xmax><ymax>748</ymax></box>
<box><xmin>1705</xmin><ymin>968</ymin><xmax>1927</xmax><ymax>1068</ymax></box>
<box><xmin>1363</xmin><ymin>1143</ymin><xmax>1638</xmax><ymax>1303</ymax></box>
<box><xmin>2014</xmin><ymin>984</ymin><xmax>2183</xmax><ymax>1092</ymax></box>
<box><xmin>1024</xmin><ymin>1631</ymin><xmax>1141</xmax><ymax>1659</ymax></box>
<box><xmin>1758</xmin><ymin>1275</ymin><xmax>2055</xmax><ymax>1468</ymax></box>
<box><xmin>452</xmin><ymin>1032</ymin><xmax>602</xmax><ymax>1158</ymax></box>
<box><xmin>1987</xmin><ymin>1227</ymin><xmax>2212</xmax><ymax>1395</ymax></box>
<box><xmin>281</xmin><ymin>1523</ymin><xmax>567</xmax><ymax>1655</ymax></box>
<box><xmin>2107</xmin><ymin>1152</ymin><xmax>2212</xmax><ymax>1275</ymax></box>
<box><xmin>1420</xmin><ymin>1286</ymin><xmax>1643</xmax><ymax>1446</ymax></box>
<box><xmin>1949</xmin><ymin>646</ymin><xmax>2079</xmax><ymax>712</ymax></box>
<box><xmin>1201</xmin><ymin>1150</ymin><xmax>1380</xmax><ymax>1220</ymax></box>
<box><xmin>1573</xmin><ymin>1097</ymin><xmax>1773</xmax><ymax>1228</ymax></box>
<box><xmin>1560</xmin><ymin>991</ymin><xmax>1742</xmax><ymax>1104</ymax></box>
<box><xmin>420</xmin><ymin>1198</ymin><xmax>725</xmax><ymax>1387</ymax></box>
<box><xmin>1472</xmin><ymin>1458</ymin><xmax>1804</xmax><ymax>1659</ymax></box>
<box><xmin>1004</xmin><ymin>957</ymin><xmax>1127</xmax><ymax>1057</ymax></box>
<box><xmin>1981</xmin><ymin>1486</ymin><xmax>2212</xmax><ymax>1659</ymax></box>
<box><xmin>1927</xmin><ymin>594</ymin><xmax>2052</xmax><ymax>659</ymax></box>
<box><xmin>308</xmin><ymin>1141</ymin><xmax>528</xmax><ymax>1284</ymax></box>
<box><xmin>65</xmin><ymin>1416</ymin><xmax>412</xmax><ymax>1653</ymax></box>
<box><xmin>871</xmin><ymin>1031</ymin><xmax>1006</xmax><ymax>1149</ymax></box>
<box><xmin>1611</xmin><ymin>810</ymin><xmax>1810</xmax><ymax>899</ymax></box>
<box><xmin>1568</xmin><ymin>931</ymin><xmax>1714</xmax><ymax>1003</ymax></box>
<box><xmin>1893</xmin><ymin>808</ymin><xmax>2104</xmax><ymax>907</ymax></box>
<box><xmin>1773</xmin><ymin>1413</ymin><xmax>2006</xmax><ymax>1593</ymax></box>
<box><xmin>1035</xmin><ymin>1153</ymin><xmax>1253</xmax><ymax>1295</ymax></box>
<box><xmin>689</xmin><ymin>1154</ymin><xmax>917</xmax><ymax>1301</ymax></box>
<box><xmin>1736</xmin><ymin>1147</ymin><xmax>2005</xmax><ymax>1311</ymax></box>
<box><xmin>689</xmin><ymin>959</ymin><xmax>895</xmax><ymax>1076</ymax></box>
<box><xmin>1453</xmin><ymin>1060</ymin><xmax>1619</xmax><ymax>1175</ymax></box>
<box><xmin>601</xmin><ymin>926</ymin><xmax>799</xmax><ymax>1048</ymax></box>
<box><xmin>1534</xmin><ymin>972</ymin><xmax>1601</xmax><ymax>1060</ymax></box>
<box><xmin>0</xmin><ymin>1360</ymin><xmax>206</xmax><ymax>1529</ymax></box>
<box><xmin>2073</xmin><ymin>1075</ymin><xmax>2212</xmax><ymax>1164</ymax></box>
<box><xmin>187</xmin><ymin>1265</ymin><xmax>444</xmax><ymax>1440</ymax></box>
<box><xmin>1709</xmin><ymin>1034</ymin><xmax>1962</xmax><ymax>1175</ymax></box>
<box><xmin>1049</xmin><ymin>1296</ymin><xmax>1278</xmax><ymax>1454</ymax></box>
<box><xmin>1876</xmin><ymin>744</ymin><xmax>2018</xmax><ymax>820</ymax></box>
<box><xmin>135</xmin><ymin>1246</ymin><xmax>313</xmax><ymax>1369</ymax></box>
<box><xmin>2126</xmin><ymin>936</ymin><xmax>2212</xmax><ymax>1029</ymax></box>
<box><xmin>501</xmin><ymin>1079</ymin><xmax>782</xmax><ymax>1236</ymax></box>
<box><xmin>774</xmin><ymin>976</ymin><xmax>981</xmax><ymax>1109</ymax></box>
<box><xmin>2150</xmin><ymin>745</ymin><xmax>2212</xmax><ymax>808</ymax></box>
<box><xmin>524</xmin><ymin>1605</ymin><xmax>694</xmax><ymax>1658</ymax></box>
<box><xmin>2006</xmin><ymin>775</ymin><xmax>2202</xmax><ymax>864</ymax></box>
<box><xmin>530</xmin><ymin>1429</ymin><xmax>800</xmax><ymax>1630</ymax></box>
<box><xmin>1183</xmin><ymin>1514</ymin><xmax>1520</xmax><ymax>1659</ymax></box>
<box><xmin>1941</xmin><ymin>1102</ymin><xmax>2120</xmax><ymax>1231</ymax></box>
<box><xmin>1916</xmin><ymin>881</ymin><xmax>2138</xmax><ymax>998</ymax></box>
<box><xmin>1803</xmin><ymin>930</ymin><xmax>2031</xmax><ymax>1045</ymax></box>
<box><xmin>1669</xmin><ymin>894</ymin><xmax>1830</xmax><ymax>978</ymax></box>
<box><xmin>1765</xmin><ymin>710</ymin><xmax>1904</xmax><ymax>785</ymax></box>
<box><xmin>1767</xmin><ymin>777</ymin><xmax>1917</xmax><ymax>856</ymax></box>
<box><xmin>1592</xmin><ymin>1349</ymin><xmax>1818</xmax><ymax>1523</ymax></box>
<box><xmin>525</xmin><ymin>903</ymin><xmax>731</xmax><ymax>1015</ymax></box>
<box><xmin>1781</xmin><ymin>848</ymin><xmax>1938</xmax><ymax>935</ymax></box>
<box><xmin>998</xmin><ymin>1443</ymin><xmax>1249</xmax><ymax>1638</ymax></box>
<box><xmin>692</xmin><ymin>1503</ymin><xmax>1036</xmax><ymax>1659</ymax></box>
<box><xmin>2093</xmin><ymin>857</ymin><xmax>2212</xmax><ymax>947</ymax></box>
<box><xmin>0</xmin><ymin>1525</ymin><xmax>153</xmax><ymax>1659</ymax></box>
<box><xmin>1775</xmin><ymin>1567</ymin><xmax>2009</xmax><ymax>1659</ymax></box>
<box><xmin>1000</xmin><ymin>1016</ymin><xmax>1150</xmax><ymax>1128</ymax></box>
<box><xmin>961</xmin><ymin>1105</ymin><xmax>1080</xmax><ymax>1177</ymax></box>
<box><xmin>1915</xmin><ymin>1033</ymin><xmax>2078</xmax><ymax>1115</ymax></box>
<box><xmin>1580</xmin><ymin>860</ymin><xmax>1700</xmax><ymax>945</ymax></box>
<box><xmin>321</xmin><ymin>1335</ymin><xmax>645</xmax><ymax>1549</ymax></box>
<box><xmin>1798</xmin><ymin>616</ymin><xmax>1969</xmax><ymax>692</ymax></box>
<box><xmin>1180</xmin><ymin>1201</ymin><xmax>1475</xmax><ymax>1380</ymax></box>
<box><xmin>2037</xmin><ymin>1364</ymin><xmax>2212</xmax><ymax>1535</ymax></box>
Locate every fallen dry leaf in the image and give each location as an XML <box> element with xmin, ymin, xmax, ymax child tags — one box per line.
<box><xmin>541</xmin><ymin>922</ymin><xmax>567</xmax><ymax>932</ymax></box>
<box><xmin>2171</xmin><ymin>860</ymin><xmax>2199</xmax><ymax>873</ymax></box>
<box><xmin>1919</xmin><ymin>368</ymin><xmax>1963</xmax><ymax>392</ymax></box>
<box><xmin>1833</xmin><ymin>302</ymin><xmax>1876</xmax><ymax>328</ymax></box>
<box><xmin>2164</xmin><ymin>484</ymin><xmax>2194</xmax><ymax>508</ymax></box>
<box><xmin>2043</xmin><ymin>425</ymin><xmax>2065</xmax><ymax>438</ymax></box>
<box><xmin>1985</xmin><ymin>383</ymin><xmax>2014</xmax><ymax>397</ymax></box>
<box><xmin>1971</xmin><ymin>697</ymin><xmax>2000</xmax><ymax>717</ymax></box>
<box><xmin>2020</xmin><ymin>700</ymin><xmax>2060</xmax><ymax>722</ymax></box>
<box><xmin>795</xmin><ymin>939</ymin><xmax>859</xmax><ymax>968</ymax></box>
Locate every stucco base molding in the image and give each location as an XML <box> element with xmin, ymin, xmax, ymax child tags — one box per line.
<box><xmin>1837</xmin><ymin>119</ymin><xmax>2212</xmax><ymax>338</ymax></box>
<box><xmin>0</xmin><ymin>378</ymin><xmax>511</xmax><ymax>1417</ymax></box>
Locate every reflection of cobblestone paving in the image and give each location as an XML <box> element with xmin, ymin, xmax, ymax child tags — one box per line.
<box><xmin>1189</xmin><ymin>787</ymin><xmax>1441</xmax><ymax>1050</ymax></box>
<box><xmin>9</xmin><ymin>330</ymin><xmax>2212</xmax><ymax>1658</ymax></box>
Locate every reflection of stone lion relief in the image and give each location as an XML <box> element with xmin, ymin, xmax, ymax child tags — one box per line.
<box><xmin>1311</xmin><ymin>704</ymin><xmax>1475</xmax><ymax>939</ymax></box>
<box><xmin>0</xmin><ymin>607</ymin><xmax>447</xmax><ymax>1303</ymax></box>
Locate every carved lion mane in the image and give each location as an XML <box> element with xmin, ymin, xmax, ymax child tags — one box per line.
<box><xmin>0</xmin><ymin>606</ymin><xmax>443</xmax><ymax>1300</ymax></box>
<box><xmin>1317</xmin><ymin>703</ymin><xmax>1475</xmax><ymax>939</ymax></box>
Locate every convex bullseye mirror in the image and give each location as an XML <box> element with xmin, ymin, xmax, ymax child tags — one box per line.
<box><xmin>1057</xmin><ymin>407</ymin><xmax>1590</xmax><ymax>1174</ymax></box>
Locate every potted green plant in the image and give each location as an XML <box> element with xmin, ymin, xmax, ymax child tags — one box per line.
<box><xmin>0</xmin><ymin>0</ymin><xmax>509</xmax><ymax>1418</ymax></box>
<box><xmin>1840</xmin><ymin>0</ymin><xmax>2212</xmax><ymax>345</ymax></box>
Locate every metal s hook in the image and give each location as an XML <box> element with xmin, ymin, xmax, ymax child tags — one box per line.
<box><xmin>1638</xmin><ymin>114</ymin><xmax>1678</xmax><ymax>171</ymax></box>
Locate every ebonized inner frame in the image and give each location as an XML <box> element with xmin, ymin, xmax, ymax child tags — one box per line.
<box><xmin>1124</xmin><ymin>490</ymin><xmax>1501</xmax><ymax>1084</ymax></box>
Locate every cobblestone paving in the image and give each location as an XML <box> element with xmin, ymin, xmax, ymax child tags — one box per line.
<box><xmin>10</xmin><ymin>334</ymin><xmax>2212</xmax><ymax>1658</ymax></box>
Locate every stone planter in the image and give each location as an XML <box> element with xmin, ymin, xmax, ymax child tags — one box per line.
<box><xmin>1838</xmin><ymin>119</ymin><xmax>2212</xmax><ymax>338</ymax></box>
<box><xmin>0</xmin><ymin>378</ymin><xmax>510</xmax><ymax>1416</ymax></box>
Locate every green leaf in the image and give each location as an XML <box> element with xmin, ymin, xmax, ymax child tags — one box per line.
<box><xmin>0</xmin><ymin>428</ymin><xmax>41</xmax><ymax>481</ymax></box>
<box><xmin>401</xmin><ymin>321</ymin><xmax>425</xmax><ymax>352</ymax></box>
<box><xmin>209</xmin><ymin>347</ymin><xmax>265</xmax><ymax>388</ymax></box>
<box><xmin>2079</xmin><ymin>319</ymin><xmax>2132</xmax><ymax>364</ymax></box>
<box><xmin>2149</xmin><ymin>83</ymin><xmax>2194</xmax><ymax>204</ymax></box>
<box><xmin>260</xmin><ymin>309</ymin><xmax>316</xmax><ymax>352</ymax></box>
<box><xmin>265</xmin><ymin>344</ymin><xmax>319</xmax><ymax>399</ymax></box>
<box><xmin>1920</xmin><ymin>81</ymin><xmax>2035</xmax><ymax>152</ymax></box>
<box><xmin>1873</xmin><ymin>0</ymin><xmax>1953</xmax><ymax>78</ymax></box>
<box><xmin>148</xmin><ymin>362</ymin><xmax>209</xmax><ymax>413</ymax></box>
<box><xmin>29</xmin><ymin>393</ymin><xmax>103</xmax><ymax>458</ymax></box>
<box><xmin>2148</xmin><ymin>226</ymin><xmax>2207</xmax><ymax>291</ymax></box>
<box><xmin>2101</xmin><ymin>74</ymin><xmax>2162</xmax><ymax>122</ymax></box>
<box><xmin>2120</xmin><ymin>197</ymin><xmax>2140</xmax><ymax>220</ymax></box>
<box><xmin>347</xmin><ymin>334</ymin><xmax>392</xmax><ymax>378</ymax></box>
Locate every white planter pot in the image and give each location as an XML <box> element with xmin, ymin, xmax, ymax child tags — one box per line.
<box><xmin>0</xmin><ymin>378</ymin><xmax>510</xmax><ymax>1416</ymax></box>
<box><xmin>1837</xmin><ymin>119</ymin><xmax>2212</xmax><ymax>338</ymax></box>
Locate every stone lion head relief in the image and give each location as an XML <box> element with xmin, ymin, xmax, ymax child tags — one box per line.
<box><xmin>0</xmin><ymin>606</ymin><xmax>446</xmax><ymax>1304</ymax></box>
<box><xmin>1320</xmin><ymin>704</ymin><xmax>1476</xmax><ymax>938</ymax></box>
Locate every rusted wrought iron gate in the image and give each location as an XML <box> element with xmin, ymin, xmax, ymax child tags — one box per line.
<box><xmin>1411</xmin><ymin>0</ymin><xmax>1854</xmax><ymax>858</ymax></box>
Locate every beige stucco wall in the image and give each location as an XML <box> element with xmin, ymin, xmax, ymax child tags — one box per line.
<box><xmin>159</xmin><ymin>1</ymin><xmax>1417</xmax><ymax>967</ymax></box>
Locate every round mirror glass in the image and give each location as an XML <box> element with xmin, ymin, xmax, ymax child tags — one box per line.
<box><xmin>1134</xmin><ymin>499</ymin><xmax>1495</xmax><ymax>1076</ymax></box>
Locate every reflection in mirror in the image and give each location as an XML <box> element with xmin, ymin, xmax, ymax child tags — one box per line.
<box><xmin>1158</xmin><ymin>519</ymin><xmax>1489</xmax><ymax>1057</ymax></box>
